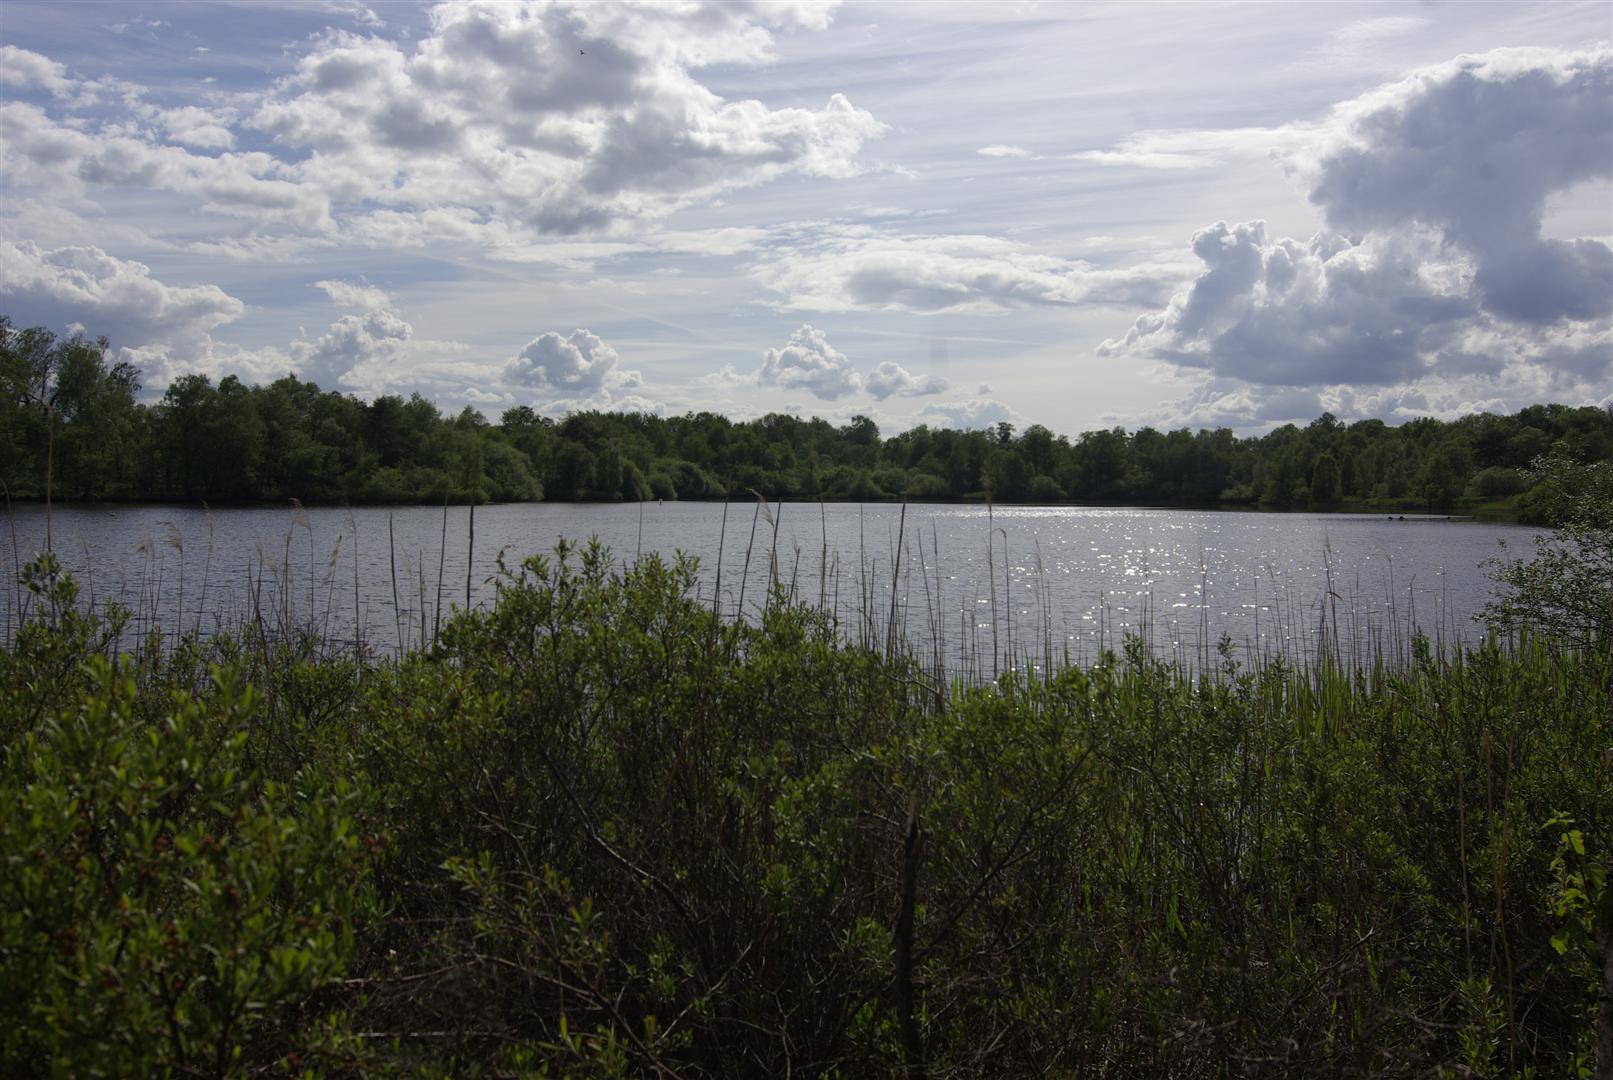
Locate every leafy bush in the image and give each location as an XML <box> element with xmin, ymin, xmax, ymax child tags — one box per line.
<box><xmin>904</xmin><ymin>471</ymin><xmax>951</xmax><ymax>500</ymax></box>
<box><xmin>1467</xmin><ymin>465</ymin><xmax>1528</xmax><ymax>499</ymax></box>
<box><xmin>1024</xmin><ymin>474</ymin><xmax>1066</xmax><ymax>502</ymax></box>
<box><xmin>1</xmin><ymin>660</ymin><xmax>374</xmax><ymax>1075</ymax></box>
<box><xmin>1487</xmin><ymin>457</ymin><xmax>1613</xmax><ymax>647</ymax></box>
<box><xmin>481</xmin><ymin>440</ymin><xmax>543</xmax><ymax>501</ymax></box>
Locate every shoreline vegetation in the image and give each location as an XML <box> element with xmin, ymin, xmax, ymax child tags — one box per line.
<box><xmin>2</xmin><ymin>459</ymin><xmax>1611</xmax><ymax>1076</ymax></box>
<box><xmin>5</xmin><ymin>319</ymin><xmax>1611</xmax><ymax>520</ymax></box>
<box><xmin>4</xmin><ymin>315</ymin><xmax>1612</xmax><ymax>1075</ymax></box>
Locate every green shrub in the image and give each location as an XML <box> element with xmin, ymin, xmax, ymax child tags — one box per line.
<box><xmin>1024</xmin><ymin>474</ymin><xmax>1066</xmax><ymax>502</ymax></box>
<box><xmin>1487</xmin><ymin>457</ymin><xmax>1613</xmax><ymax>647</ymax></box>
<box><xmin>1467</xmin><ymin>465</ymin><xmax>1528</xmax><ymax>499</ymax></box>
<box><xmin>0</xmin><ymin>660</ymin><xmax>374</xmax><ymax>1076</ymax></box>
<box><xmin>904</xmin><ymin>471</ymin><xmax>951</xmax><ymax>500</ymax></box>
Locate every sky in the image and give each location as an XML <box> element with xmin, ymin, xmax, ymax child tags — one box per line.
<box><xmin>1</xmin><ymin>0</ymin><xmax>1610</xmax><ymax>436</ymax></box>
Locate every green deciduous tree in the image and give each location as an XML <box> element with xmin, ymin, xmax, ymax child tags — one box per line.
<box><xmin>1485</xmin><ymin>456</ymin><xmax>1613</xmax><ymax>648</ymax></box>
<box><xmin>1309</xmin><ymin>451</ymin><xmax>1341</xmax><ymax>506</ymax></box>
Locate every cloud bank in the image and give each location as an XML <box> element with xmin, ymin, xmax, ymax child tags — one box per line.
<box><xmin>1099</xmin><ymin>46</ymin><xmax>1613</xmax><ymax>427</ymax></box>
<box><xmin>0</xmin><ymin>3</ymin><xmax>884</xmax><ymax>254</ymax></box>
<box><xmin>0</xmin><ymin>239</ymin><xmax>245</xmax><ymax>371</ymax></box>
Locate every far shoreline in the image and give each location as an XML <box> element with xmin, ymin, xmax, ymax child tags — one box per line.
<box><xmin>3</xmin><ymin>493</ymin><xmax>1532</xmax><ymax>524</ymax></box>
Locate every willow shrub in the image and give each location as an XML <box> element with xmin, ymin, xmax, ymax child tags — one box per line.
<box><xmin>1</xmin><ymin>561</ymin><xmax>376</xmax><ymax>1077</ymax></box>
<box><xmin>2</xmin><ymin>543</ymin><xmax>1609</xmax><ymax>1077</ymax></box>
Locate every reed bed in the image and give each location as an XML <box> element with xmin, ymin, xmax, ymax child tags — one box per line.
<box><xmin>4</xmin><ymin>497</ymin><xmax>1488</xmax><ymax>698</ymax></box>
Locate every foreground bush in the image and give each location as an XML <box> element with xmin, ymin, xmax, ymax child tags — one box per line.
<box><xmin>1</xmin><ymin>568</ymin><xmax>375</xmax><ymax>1076</ymax></box>
<box><xmin>2</xmin><ymin>543</ymin><xmax>1609</xmax><ymax>1077</ymax></box>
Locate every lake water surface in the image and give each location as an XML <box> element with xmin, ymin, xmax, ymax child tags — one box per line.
<box><xmin>3</xmin><ymin>501</ymin><xmax>1537</xmax><ymax>674</ymax></box>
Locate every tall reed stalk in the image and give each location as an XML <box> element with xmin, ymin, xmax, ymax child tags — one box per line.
<box><xmin>818</xmin><ymin>498</ymin><xmax>828</xmax><ymax>612</ymax></box>
<box><xmin>389</xmin><ymin>512</ymin><xmax>402</xmax><ymax>658</ymax></box>
<box><xmin>985</xmin><ymin>490</ymin><xmax>998</xmax><ymax>679</ymax></box>
<box><xmin>164</xmin><ymin>522</ymin><xmax>183</xmax><ymax>651</ymax></box>
<box><xmin>713</xmin><ymin>498</ymin><xmax>728</xmax><ymax>617</ymax></box>
<box><xmin>465</xmin><ymin>500</ymin><xmax>475</xmax><ymax>612</ymax></box>
<box><xmin>885</xmin><ymin>499</ymin><xmax>906</xmax><ymax>659</ymax></box>
<box><xmin>193</xmin><ymin>506</ymin><xmax>214</xmax><ymax>639</ymax></box>
<box><xmin>3</xmin><ymin>480</ymin><xmax>20</xmax><ymax>641</ymax></box>
<box><xmin>347</xmin><ymin>508</ymin><xmax>361</xmax><ymax>653</ymax></box>
<box><xmin>738</xmin><ymin>493</ymin><xmax>762</xmax><ymax>620</ymax></box>
<box><xmin>769</xmin><ymin>498</ymin><xmax>782</xmax><ymax>588</ymax></box>
<box><xmin>41</xmin><ymin>392</ymin><xmax>53</xmax><ymax>557</ymax></box>
<box><xmin>435</xmin><ymin>492</ymin><xmax>448</xmax><ymax>645</ymax></box>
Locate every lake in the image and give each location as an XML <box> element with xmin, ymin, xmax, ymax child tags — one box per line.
<box><xmin>2</xmin><ymin>501</ymin><xmax>1537</xmax><ymax>675</ymax></box>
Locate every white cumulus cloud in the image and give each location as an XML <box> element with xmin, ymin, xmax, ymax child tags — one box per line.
<box><xmin>0</xmin><ymin>100</ymin><xmax>333</xmax><ymax>229</ymax></box>
<box><xmin>505</xmin><ymin>328</ymin><xmax>636</xmax><ymax>394</ymax></box>
<box><xmin>248</xmin><ymin>1</ymin><xmax>883</xmax><ymax>239</ymax></box>
<box><xmin>0</xmin><ymin>240</ymin><xmax>311</xmax><ymax>391</ymax></box>
<box><xmin>1</xmin><ymin>3</ymin><xmax>881</xmax><ymax>254</ymax></box>
<box><xmin>0</xmin><ymin>45</ymin><xmax>74</xmax><ymax>98</ymax></box>
<box><xmin>159</xmin><ymin>106</ymin><xmax>236</xmax><ymax>150</ymax></box>
<box><xmin>502</xmin><ymin>328</ymin><xmax>651</xmax><ymax>414</ymax></box>
<box><xmin>1305</xmin><ymin>45</ymin><xmax>1612</xmax><ymax>326</ymax></box>
<box><xmin>0</xmin><ymin>239</ymin><xmax>245</xmax><ymax>369</ymax></box>
<box><xmin>757</xmin><ymin>324</ymin><xmax>861</xmax><ymax>400</ymax></box>
<box><xmin>865</xmin><ymin>361</ymin><xmax>947</xmax><ymax>400</ymax></box>
<box><xmin>291</xmin><ymin>306</ymin><xmax>413</xmax><ymax>391</ymax></box>
<box><xmin>1098</xmin><ymin>46</ymin><xmax>1613</xmax><ymax>426</ymax></box>
<box><xmin>290</xmin><ymin>280</ymin><xmax>481</xmax><ymax>397</ymax></box>
<box><xmin>916</xmin><ymin>397</ymin><xmax>1025</xmax><ymax>431</ymax></box>
<box><xmin>313</xmin><ymin>278</ymin><xmax>392</xmax><ymax>311</ymax></box>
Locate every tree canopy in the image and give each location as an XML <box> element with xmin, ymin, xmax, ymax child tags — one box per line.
<box><xmin>4</xmin><ymin>318</ymin><xmax>1611</xmax><ymax>517</ymax></box>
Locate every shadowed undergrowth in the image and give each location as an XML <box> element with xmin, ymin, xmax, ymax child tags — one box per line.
<box><xmin>1</xmin><ymin>540</ymin><xmax>1609</xmax><ymax>1078</ymax></box>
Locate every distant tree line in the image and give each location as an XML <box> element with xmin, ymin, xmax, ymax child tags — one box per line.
<box><xmin>4</xmin><ymin>317</ymin><xmax>1611</xmax><ymax>514</ymax></box>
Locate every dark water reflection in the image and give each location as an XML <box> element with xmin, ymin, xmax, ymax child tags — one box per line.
<box><xmin>3</xmin><ymin>501</ymin><xmax>1537</xmax><ymax>674</ymax></box>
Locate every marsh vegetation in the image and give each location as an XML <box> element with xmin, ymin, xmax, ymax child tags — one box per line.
<box><xmin>2</xmin><ymin>460</ymin><xmax>1609</xmax><ymax>1078</ymax></box>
